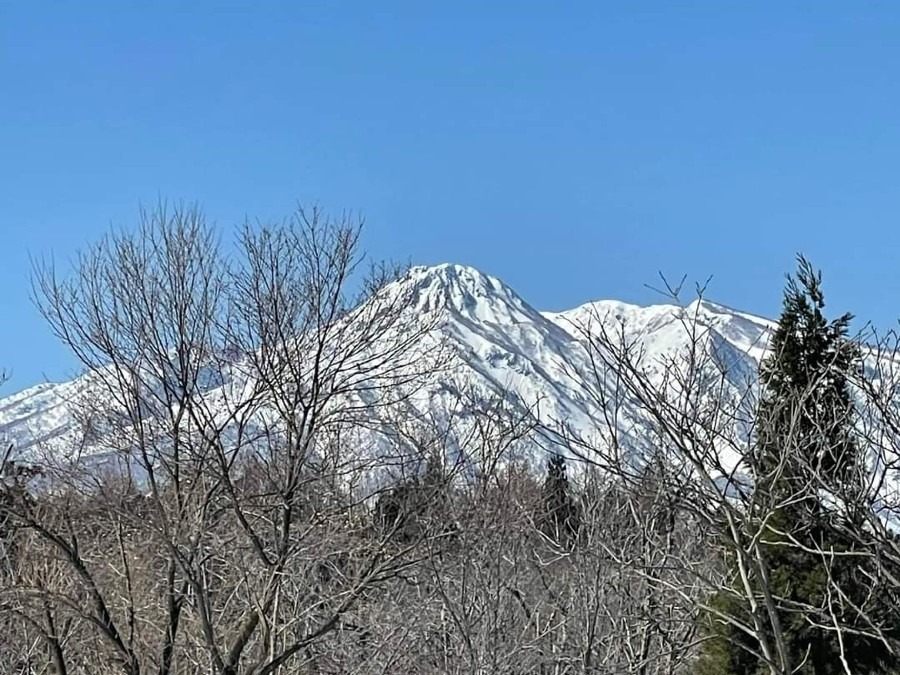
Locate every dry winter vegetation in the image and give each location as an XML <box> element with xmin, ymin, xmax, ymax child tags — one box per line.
<box><xmin>3</xmin><ymin>204</ymin><xmax>900</xmax><ymax>674</ymax></box>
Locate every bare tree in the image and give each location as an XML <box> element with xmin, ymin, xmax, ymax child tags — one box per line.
<box><xmin>1</xmin><ymin>202</ymin><xmax>447</xmax><ymax>674</ymax></box>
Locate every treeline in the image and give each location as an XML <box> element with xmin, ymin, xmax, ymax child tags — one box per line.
<box><xmin>2</xmin><ymin>204</ymin><xmax>900</xmax><ymax>674</ymax></box>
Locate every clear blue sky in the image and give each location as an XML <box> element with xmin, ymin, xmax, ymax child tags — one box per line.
<box><xmin>2</xmin><ymin>2</ymin><xmax>900</xmax><ymax>391</ymax></box>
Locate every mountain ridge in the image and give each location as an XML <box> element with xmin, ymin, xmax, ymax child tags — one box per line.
<box><xmin>0</xmin><ymin>263</ymin><xmax>776</xmax><ymax>477</ymax></box>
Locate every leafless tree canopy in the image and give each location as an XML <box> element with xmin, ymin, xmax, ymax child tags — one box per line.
<box><xmin>3</xmin><ymin>208</ymin><xmax>900</xmax><ymax>674</ymax></box>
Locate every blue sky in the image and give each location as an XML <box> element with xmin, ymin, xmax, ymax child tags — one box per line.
<box><xmin>2</xmin><ymin>2</ymin><xmax>900</xmax><ymax>391</ymax></box>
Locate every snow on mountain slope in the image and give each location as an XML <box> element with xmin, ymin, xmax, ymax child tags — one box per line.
<box><xmin>0</xmin><ymin>263</ymin><xmax>776</xmax><ymax>478</ymax></box>
<box><xmin>545</xmin><ymin>297</ymin><xmax>773</xmax><ymax>361</ymax></box>
<box><xmin>395</xmin><ymin>264</ymin><xmax>602</xmax><ymax>436</ymax></box>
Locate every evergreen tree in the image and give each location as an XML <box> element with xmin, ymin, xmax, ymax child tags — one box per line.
<box><xmin>538</xmin><ymin>453</ymin><xmax>580</xmax><ymax>547</ymax></box>
<box><xmin>696</xmin><ymin>256</ymin><xmax>900</xmax><ymax>675</ymax></box>
<box><xmin>755</xmin><ymin>256</ymin><xmax>861</xmax><ymax>511</ymax></box>
<box><xmin>373</xmin><ymin>453</ymin><xmax>455</xmax><ymax>542</ymax></box>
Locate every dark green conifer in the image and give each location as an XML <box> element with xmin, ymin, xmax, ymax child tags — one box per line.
<box><xmin>538</xmin><ymin>453</ymin><xmax>580</xmax><ymax>547</ymax></box>
<box><xmin>696</xmin><ymin>256</ymin><xmax>900</xmax><ymax>675</ymax></box>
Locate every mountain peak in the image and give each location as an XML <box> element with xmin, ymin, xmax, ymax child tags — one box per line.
<box><xmin>405</xmin><ymin>263</ymin><xmax>501</xmax><ymax>291</ymax></box>
<box><xmin>398</xmin><ymin>263</ymin><xmax>537</xmax><ymax>324</ymax></box>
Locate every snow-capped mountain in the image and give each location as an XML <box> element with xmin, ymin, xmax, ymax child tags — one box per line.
<box><xmin>0</xmin><ymin>263</ymin><xmax>776</xmax><ymax>476</ymax></box>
